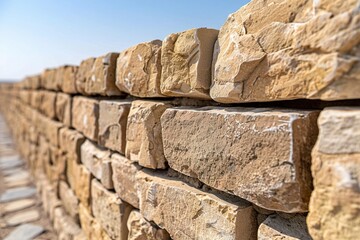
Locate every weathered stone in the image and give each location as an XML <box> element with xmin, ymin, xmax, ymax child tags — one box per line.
<box><xmin>127</xmin><ymin>210</ymin><xmax>170</xmax><ymax>240</ymax></box>
<box><xmin>307</xmin><ymin>107</ymin><xmax>360</xmax><ymax>240</ymax></box>
<box><xmin>59</xmin><ymin>128</ymin><xmax>85</xmax><ymax>163</ymax></box>
<box><xmin>75</xmin><ymin>164</ymin><xmax>92</xmax><ymax>211</ymax></box>
<box><xmin>98</xmin><ymin>100</ymin><xmax>131</xmax><ymax>154</ymax></box>
<box><xmin>137</xmin><ymin>170</ymin><xmax>257</xmax><ymax>240</ymax></box>
<box><xmin>61</xmin><ymin>65</ymin><xmax>78</xmax><ymax>94</ymax></box>
<box><xmin>3</xmin><ymin>223</ymin><xmax>44</xmax><ymax>240</ymax></box>
<box><xmin>161</xmin><ymin>107</ymin><xmax>319</xmax><ymax>212</ymax></box>
<box><xmin>41</xmin><ymin>68</ymin><xmax>59</xmax><ymax>90</ymax></box>
<box><xmin>76</xmin><ymin>57</ymin><xmax>95</xmax><ymax>94</ymax></box>
<box><xmin>2</xmin><ymin>199</ymin><xmax>36</xmax><ymax>214</ymax></box>
<box><xmin>38</xmin><ymin>91</ymin><xmax>57</xmax><ymax>119</ymax></box>
<box><xmin>0</xmin><ymin>187</ymin><xmax>36</xmax><ymax>203</ymax></box>
<box><xmin>81</xmin><ymin>140</ymin><xmax>113</xmax><ymax>189</ymax></box>
<box><xmin>44</xmin><ymin>118</ymin><xmax>63</xmax><ymax>147</ymax></box>
<box><xmin>53</xmin><ymin>207</ymin><xmax>81</xmax><ymax>239</ymax></box>
<box><xmin>112</xmin><ymin>153</ymin><xmax>141</xmax><ymax>208</ymax></box>
<box><xmin>211</xmin><ymin>0</ymin><xmax>360</xmax><ymax>103</ymax></box>
<box><xmin>85</xmin><ymin>52</ymin><xmax>123</xmax><ymax>96</ymax></box>
<box><xmin>126</xmin><ymin>100</ymin><xmax>171</xmax><ymax>169</ymax></box>
<box><xmin>91</xmin><ymin>179</ymin><xmax>132</xmax><ymax>240</ymax></box>
<box><xmin>59</xmin><ymin>180</ymin><xmax>79</xmax><ymax>222</ymax></box>
<box><xmin>161</xmin><ymin>28</ymin><xmax>218</xmax><ymax>99</ymax></box>
<box><xmin>6</xmin><ymin>210</ymin><xmax>40</xmax><ymax>226</ymax></box>
<box><xmin>258</xmin><ymin>214</ymin><xmax>311</xmax><ymax>240</ymax></box>
<box><xmin>72</xmin><ymin>96</ymin><xmax>99</xmax><ymax>142</ymax></box>
<box><xmin>116</xmin><ymin>40</ymin><xmax>164</xmax><ymax>97</ymax></box>
<box><xmin>56</xmin><ymin>93</ymin><xmax>72</xmax><ymax>126</ymax></box>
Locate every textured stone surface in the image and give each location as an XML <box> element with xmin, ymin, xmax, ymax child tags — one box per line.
<box><xmin>6</xmin><ymin>210</ymin><xmax>40</xmax><ymax>226</ymax></box>
<box><xmin>56</xmin><ymin>92</ymin><xmax>72</xmax><ymax>127</ymax></box>
<box><xmin>41</xmin><ymin>68</ymin><xmax>59</xmax><ymax>90</ymax></box>
<box><xmin>127</xmin><ymin>210</ymin><xmax>170</xmax><ymax>240</ymax></box>
<box><xmin>307</xmin><ymin>107</ymin><xmax>360</xmax><ymax>240</ymax></box>
<box><xmin>211</xmin><ymin>0</ymin><xmax>360</xmax><ymax>103</ymax></box>
<box><xmin>61</xmin><ymin>65</ymin><xmax>78</xmax><ymax>94</ymax></box>
<box><xmin>81</xmin><ymin>140</ymin><xmax>113</xmax><ymax>189</ymax></box>
<box><xmin>161</xmin><ymin>28</ymin><xmax>218</xmax><ymax>99</ymax></box>
<box><xmin>137</xmin><ymin>170</ymin><xmax>257</xmax><ymax>240</ymax></box>
<box><xmin>126</xmin><ymin>100</ymin><xmax>171</xmax><ymax>169</ymax></box>
<box><xmin>72</xmin><ymin>96</ymin><xmax>99</xmax><ymax>142</ymax></box>
<box><xmin>53</xmin><ymin>207</ymin><xmax>82</xmax><ymax>239</ymax></box>
<box><xmin>3</xmin><ymin>223</ymin><xmax>44</xmax><ymax>240</ymax></box>
<box><xmin>98</xmin><ymin>100</ymin><xmax>131</xmax><ymax>154</ymax></box>
<box><xmin>75</xmin><ymin>164</ymin><xmax>92</xmax><ymax>211</ymax></box>
<box><xmin>91</xmin><ymin>179</ymin><xmax>132</xmax><ymax>240</ymax></box>
<box><xmin>59</xmin><ymin>128</ymin><xmax>85</xmax><ymax>163</ymax></box>
<box><xmin>112</xmin><ymin>153</ymin><xmax>141</xmax><ymax>208</ymax></box>
<box><xmin>258</xmin><ymin>215</ymin><xmax>311</xmax><ymax>240</ymax></box>
<box><xmin>76</xmin><ymin>57</ymin><xmax>95</xmax><ymax>94</ymax></box>
<box><xmin>59</xmin><ymin>180</ymin><xmax>79</xmax><ymax>222</ymax></box>
<box><xmin>116</xmin><ymin>40</ymin><xmax>164</xmax><ymax>97</ymax></box>
<box><xmin>0</xmin><ymin>187</ymin><xmax>36</xmax><ymax>203</ymax></box>
<box><xmin>38</xmin><ymin>91</ymin><xmax>57</xmax><ymax>119</ymax></box>
<box><xmin>161</xmin><ymin>107</ymin><xmax>319</xmax><ymax>212</ymax></box>
<box><xmin>2</xmin><ymin>199</ymin><xmax>36</xmax><ymax>214</ymax></box>
<box><xmin>85</xmin><ymin>52</ymin><xmax>123</xmax><ymax>96</ymax></box>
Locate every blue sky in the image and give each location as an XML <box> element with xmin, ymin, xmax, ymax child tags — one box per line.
<box><xmin>0</xmin><ymin>0</ymin><xmax>249</xmax><ymax>81</ymax></box>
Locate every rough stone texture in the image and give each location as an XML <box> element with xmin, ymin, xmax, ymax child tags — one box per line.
<box><xmin>53</xmin><ymin>207</ymin><xmax>82</xmax><ymax>239</ymax></box>
<box><xmin>74</xmin><ymin>164</ymin><xmax>92</xmax><ymax>212</ymax></box>
<box><xmin>41</xmin><ymin>68</ymin><xmax>59</xmax><ymax>90</ymax></box>
<box><xmin>211</xmin><ymin>0</ymin><xmax>360</xmax><ymax>103</ymax></box>
<box><xmin>258</xmin><ymin>214</ymin><xmax>311</xmax><ymax>240</ymax></box>
<box><xmin>91</xmin><ymin>179</ymin><xmax>132</xmax><ymax>240</ymax></box>
<box><xmin>137</xmin><ymin>170</ymin><xmax>257</xmax><ymax>240</ymax></box>
<box><xmin>112</xmin><ymin>153</ymin><xmax>141</xmax><ymax>208</ymax></box>
<box><xmin>61</xmin><ymin>65</ymin><xmax>78</xmax><ymax>94</ymax></box>
<box><xmin>2</xmin><ymin>199</ymin><xmax>36</xmax><ymax>213</ymax></box>
<box><xmin>3</xmin><ymin>223</ymin><xmax>44</xmax><ymax>240</ymax></box>
<box><xmin>98</xmin><ymin>100</ymin><xmax>131</xmax><ymax>154</ymax></box>
<box><xmin>38</xmin><ymin>91</ymin><xmax>57</xmax><ymax>119</ymax></box>
<box><xmin>161</xmin><ymin>28</ymin><xmax>218</xmax><ymax>99</ymax></box>
<box><xmin>72</xmin><ymin>96</ymin><xmax>99</xmax><ymax>142</ymax></box>
<box><xmin>76</xmin><ymin>57</ymin><xmax>96</xmax><ymax>94</ymax></box>
<box><xmin>56</xmin><ymin>93</ymin><xmax>72</xmax><ymax>127</ymax></box>
<box><xmin>81</xmin><ymin>140</ymin><xmax>113</xmax><ymax>189</ymax></box>
<box><xmin>116</xmin><ymin>40</ymin><xmax>164</xmax><ymax>98</ymax></box>
<box><xmin>126</xmin><ymin>100</ymin><xmax>171</xmax><ymax>169</ymax></box>
<box><xmin>307</xmin><ymin>107</ymin><xmax>360</xmax><ymax>240</ymax></box>
<box><xmin>59</xmin><ymin>128</ymin><xmax>85</xmax><ymax>163</ymax></box>
<box><xmin>44</xmin><ymin>118</ymin><xmax>63</xmax><ymax>147</ymax></box>
<box><xmin>127</xmin><ymin>210</ymin><xmax>170</xmax><ymax>240</ymax></box>
<box><xmin>59</xmin><ymin>180</ymin><xmax>79</xmax><ymax>222</ymax></box>
<box><xmin>85</xmin><ymin>52</ymin><xmax>123</xmax><ymax>96</ymax></box>
<box><xmin>161</xmin><ymin>107</ymin><xmax>319</xmax><ymax>212</ymax></box>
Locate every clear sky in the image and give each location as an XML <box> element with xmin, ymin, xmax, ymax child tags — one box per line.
<box><xmin>0</xmin><ymin>0</ymin><xmax>250</xmax><ymax>81</ymax></box>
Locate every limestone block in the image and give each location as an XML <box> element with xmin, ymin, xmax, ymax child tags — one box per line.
<box><xmin>126</xmin><ymin>100</ymin><xmax>171</xmax><ymax>169</ymax></box>
<box><xmin>72</xmin><ymin>96</ymin><xmax>99</xmax><ymax>142</ymax></box>
<box><xmin>53</xmin><ymin>207</ymin><xmax>82</xmax><ymax>239</ymax></box>
<box><xmin>85</xmin><ymin>52</ymin><xmax>123</xmax><ymax>96</ymax></box>
<box><xmin>59</xmin><ymin>180</ymin><xmax>79</xmax><ymax>222</ymax></box>
<box><xmin>91</xmin><ymin>179</ymin><xmax>132</xmax><ymax>240</ymax></box>
<box><xmin>98</xmin><ymin>100</ymin><xmax>131</xmax><ymax>154</ymax></box>
<box><xmin>116</xmin><ymin>40</ymin><xmax>164</xmax><ymax>97</ymax></box>
<box><xmin>211</xmin><ymin>0</ymin><xmax>360</xmax><ymax>103</ymax></box>
<box><xmin>137</xmin><ymin>170</ymin><xmax>257</xmax><ymax>240</ymax></box>
<box><xmin>45</xmin><ymin>118</ymin><xmax>63</xmax><ymax>147</ymax></box>
<box><xmin>76</xmin><ymin>57</ymin><xmax>95</xmax><ymax>94</ymax></box>
<box><xmin>161</xmin><ymin>107</ymin><xmax>319</xmax><ymax>212</ymax></box>
<box><xmin>39</xmin><ymin>90</ymin><xmax>57</xmax><ymax>119</ymax></box>
<box><xmin>73</xmin><ymin>163</ymin><xmax>92</xmax><ymax>212</ymax></box>
<box><xmin>61</xmin><ymin>65</ymin><xmax>78</xmax><ymax>94</ymax></box>
<box><xmin>307</xmin><ymin>107</ymin><xmax>360</xmax><ymax>240</ymax></box>
<box><xmin>127</xmin><ymin>210</ymin><xmax>170</xmax><ymax>240</ymax></box>
<box><xmin>59</xmin><ymin>128</ymin><xmax>85</xmax><ymax>163</ymax></box>
<box><xmin>41</xmin><ymin>68</ymin><xmax>59</xmax><ymax>90</ymax></box>
<box><xmin>81</xmin><ymin>140</ymin><xmax>113</xmax><ymax>189</ymax></box>
<box><xmin>161</xmin><ymin>28</ymin><xmax>218</xmax><ymax>99</ymax></box>
<box><xmin>56</xmin><ymin>92</ymin><xmax>72</xmax><ymax>126</ymax></box>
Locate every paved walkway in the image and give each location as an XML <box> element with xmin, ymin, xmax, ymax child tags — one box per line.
<box><xmin>0</xmin><ymin>115</ymin><xmax>56</xmax><ymax>240</ymax></box>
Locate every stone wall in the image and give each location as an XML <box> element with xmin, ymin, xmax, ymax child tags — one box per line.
<box><xmin>0</xmin><ymin>0</ymin><xmax>359</xmax><ymax>239</ymax></box>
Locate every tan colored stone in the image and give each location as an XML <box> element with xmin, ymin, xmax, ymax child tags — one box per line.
<box><xmin>72</xmin><ymin>96</ymin><xmax>99</xmax><ymax>141</ymax></box>
<box><xmin>53</xmin><ymin>207</ymin><xmax>82</xmax><ymax>239</ymax></box>
<box><xmin>127</xmin><ymin>210</ymin><xmax>170</xmax><ymax>240</ymax></box>
<box><xmin>211</xmin><ymin>0</ymin><xmax>360</xmax><ymax>103</ymax></box>
<box><xmin>56</xmin><ymin>93</ymin><xmax>72</xmax><ymax>126</ymax></box>
<box><xmin>98</xmin><ymin>100</ymin><xmax>131</xmax><ymax>154</ymax></box>
<box><xmin>126</xmin><ymin>100</ymin><xmax>171</xmax><ymax>169</ymax></box>
<box><xmin>44</xmin><ymin>118</ymin><xmax>63</xmax><ymax>147</ymax></box>
<box><xmin>2</xmin><ymin>199</ymin><xmax>36</xmax><ymax>214</ymax></box>
<box><xmin>116</xmin><ymin>40</ymin><xmax>164</xmax><ymax>97</ymax></box>
<box><xmin>61</xmin><ymin>65</ymin><xmax>78</xmax><ymax>94</ymax></box>
<box><xmin>258</xmin><ymin>214</ymin><xmax>311</xmax><ymax>240</ymax></box>
<box><xmin>112</xmin><ymin>153</ymin><xmax>141</xmax><ymax>208</ymax></box>
<box><xmin>59</xmin><ymin>128</ymin><xmax>85</xmax><ymax>163</ymax></box>
<box><xmin>137</xmin><ymin>170</ymin><xmax>257</xmax><ymax>240</ymax></box>
<box><xmin>38</xmin><ymin>90</ymin><xmax>57</xmax><ymax>119</ymax></box>
<box><xmin>307</xmin><ymin>107</ymin><xmax>360</xmax><ymax>240</ymax></box>
<box><xmin>85</xmin><ymin>52</ymin><xmax>123</xmax><ymax>96</ymax></box>
<box><xmin>74</xmin><ymin>164</ymin><xmax>92</xmax><ymax>211</ymax></box>
<box><xmin>161</xmin><ymin>107</ymin><xmax>319</xmax><ymax>212</ymax></box>
<box><xmin>59</xmin><ymin>180</ymin><xmax>79</xmax><ymax>222</ymax></box>
<box><xmin>6</xmin><ymin>209</ymin><xmax>40</xmax><ymax>226</ymax></box>
<box><xmin>76</xmin><ymin>57</ymin><xmax>95</xmax><ymax>94</ymax></box>
<box><xmin>41</xmin><ymin>68</ymin><xmax>59</xmax><ymax>90</ymax></box>
<box><xmin>81</xmin><ymin>140</ymin><xmax>113</xmax><ymax>189</ymax></box>
<box><xmin>161</xmin><ymin>28</ymin><xmax>218</xmax><ymax>99</ymax></box>
<box><xmin>91</xmin><ymin>179</ymin><xmax>132</xmax><ymax>240</ymax></box>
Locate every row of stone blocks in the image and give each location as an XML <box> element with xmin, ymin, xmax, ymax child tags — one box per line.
<box><xmin>1</xmin><ymin>83</ymin><xmax>359</xmax><ymax>239</ymax></box>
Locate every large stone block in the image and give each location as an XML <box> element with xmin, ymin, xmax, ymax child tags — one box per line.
<box><xmin>137</xmin><ymin>170</ymin><xmax>257</xmax><ymax>240</ymax></box>
<box><xmin>53</xmin><ymin>207</ymin><xmax>82</xmax><ymax>239</ymax></box>
<box><xmin>85</xmin><ymin>52</ymin><xmax>123</xmax><ymax>96</ymax></box>
<box><xmin>211</xmin><ymin>0</ymin><xmax>360</xmax><ymax>103</ymax></box>
<box><xmin>81</xmin><ymin>140</ymin><xmax>113</xmax><ymax>189</ymax></box>
<box><xmin>56</xmin><ymin>92</ymin><xmax>72</xmax><ymax>126</ymax></box>
<box><xmin>59</xmin><ymin>180</ymin><xmax>79</xmax><ymax>222</ymax></box>
<box><xmin>307</xmin><ymin>107</ymin><xmax>360</xmax><ymax>240</ymax></box>
<box><xmin>98</xmin><ymin>100</ymin><xmax>131</xmax><ymax>154</ymax></box>
<box><xmin>44</xmin><ymin>118</ymin><xmax>63</xmax><ymax>147</ymax></box>
<box><xmin>112</xmin><ymin>153</ymin><xmax>141</xmax><ymax>208</ymax></box>
<box><xmin>161</xmin><ymin>28</ymin><xmax>218</xmax><ymax>99</ymax></box>
<box><xmin>41</xmin><ymin>68</ymin><xmax>59</xmax><ymax>90</ymax></box>
<box><xmin>75</xmin><ymin>164</ymin><xmax>92</xmax><ymax>212</ymax></box>
<box><xmin>127</xmin><ymin>210</ymin><xmax>170</xmax><ymax>240</ymax></box>
<box><xmin>76</xmin><ymin>57</ymin><xmax>96</xmax><ymax>94</ymax></box>
<box><xmin>39</xmin><ymin>90</ymin><xmax>57</xmax><ymax>119</ymax></box>
<box><xmin>59</xmin><ymin>128</ymin><xmax>85</xmax><ymax>163</ymax></box>
<box><xmin>116</xmin><ymin>40</ymin><xmax>164</xmax><ymax>97</ymax></box>
<box><xmin>126</xmin><ymin>100</ymin><xmax>171</xmax><ymax>169</ymax></box>
<box><xmin>91</xmin><ymin>179</ymin><xmax>132</xmax><ymax>240</ymax></box>
<box><xmin>72</xmin><ymin>96</ymin><xmax>99</xmax><ymax>141</ymax></box>
<box><xmin>61</xmin><ymin>65</ymin><xmax>78</xmax><ymax>94</ymax></box>
<box><xmin>161</xmin><ymin>107</ymin><xmax>319</xmax><ymax>212</ymax></box>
